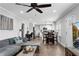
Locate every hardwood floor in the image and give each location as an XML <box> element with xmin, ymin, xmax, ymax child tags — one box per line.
<box><xmin>38</xmin><ymin>44</ymin><xmax>65</xmax><ymax>56</ymax></box>
<box><xmin>31</xmin><ymin>38</ymin><xmax>65</xmax><ymax>56</ymax></box>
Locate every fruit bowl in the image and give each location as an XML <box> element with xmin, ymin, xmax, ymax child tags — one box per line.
<box><xmin>23</xmin><ymin>46</ymin><xmax>34</xmax><ymax>53</ymax></box>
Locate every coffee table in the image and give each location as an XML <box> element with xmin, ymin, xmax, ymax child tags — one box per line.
<box><xmin>16</xmin><ymin>45</ymin><xmax>38</xmax><ymax>56</ymax></box>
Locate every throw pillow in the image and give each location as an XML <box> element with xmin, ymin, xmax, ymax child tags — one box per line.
<box><xmin>14</xmin><ymin>37</ymin><xmax>23</xmax><ymax>44</ymax></box>
<box><xmin>9</xmin><ymin>37</ymin><xmax>16</xmax><ymax>44</ymax></box>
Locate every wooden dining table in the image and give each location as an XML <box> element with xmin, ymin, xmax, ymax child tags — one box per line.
<box><xmin>45</xmin><ymin>33</ymin><xmax>54</xmax><ymax>44</ymax></box>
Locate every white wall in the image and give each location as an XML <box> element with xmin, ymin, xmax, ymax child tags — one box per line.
<box><xmin>35</xmin><ymin>25</ymin><xmax>41</xmax><ymax>36</ymax></box>
<box><xmin>29</xmin><ymin>23</ymin><xmax>33</xmax><ymax>33</ymax></box>
<box><xmin>55</xmin><ymin>17</ymin><xmax>67</xmax><ymax>47</ymax></box>
<box><xmin>55</xmin><ymin>4</ymin><xmax>79</xmax><ymax>47</ymax></box>
<box><xmin>0</xmin><ymin>7</ymin><xmax>28</xmax><ymax>40</ymax></box>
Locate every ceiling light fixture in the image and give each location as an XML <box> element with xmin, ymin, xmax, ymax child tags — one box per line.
<box><xmin>53</xmin><ymin>10</ymin><xmax>56</xmax><ymax>13</ymax></box>
<box><xmin>16</xmin><ymin>3</ymin><xmax>51</xmax><ymax>13</ymax></box>
<box><xmin>20</xmin><ymin>11</ymin><xmax>24</xmax><ymax>14</ymax></box>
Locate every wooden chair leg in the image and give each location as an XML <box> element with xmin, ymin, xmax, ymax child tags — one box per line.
<box><xmin>43</xmin><ymin>38</ymin><xmax>44</xmax><ymax>43</ymax></box>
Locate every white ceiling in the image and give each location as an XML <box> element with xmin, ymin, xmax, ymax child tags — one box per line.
<box><xmin>0</xmin><ymin>3</ymin><xmax>75</xmax><ymax>24</ymax></box>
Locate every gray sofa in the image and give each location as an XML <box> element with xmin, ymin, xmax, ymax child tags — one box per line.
<box><xmin>0</xmin><ymin>37</ymin><xmax>41</xmax><ymax>56</ymax></box>
<box><xmin>0</xmin><ymin>37</ymin><xmax>24</xmax><ymax>56</ymax></box>
<box><xmin>0</xmin><ymin>45</ymin><xmax>21</xmax><ymax>56</ymax></box>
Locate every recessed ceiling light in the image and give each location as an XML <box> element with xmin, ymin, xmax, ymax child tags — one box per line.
<box><xmin>20</xmin><ymin>11</ymin><xmax>24</xmax><ymax>14</ymax></box>
<box><xmin>53</xmin><ymin>10</ymin><xmax>56</xmax><ymax>13</ymax></box>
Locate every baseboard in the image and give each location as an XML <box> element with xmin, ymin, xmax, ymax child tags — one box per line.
<box><xmin>58</xmin><ymin>42</ymin><xmax>66</xmax><ymax>48</ymax></box>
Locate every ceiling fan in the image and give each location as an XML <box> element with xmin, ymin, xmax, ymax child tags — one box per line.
<box><xmin>16</xmin><ymin>3</ymin><xmax>51</xmax><ymax>13</ymax></box>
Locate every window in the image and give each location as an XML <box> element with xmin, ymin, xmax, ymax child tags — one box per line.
<box><xmin>0</xmin><ymin>15</ymin><xmax>13</xmax><ymax>30</ymax></box>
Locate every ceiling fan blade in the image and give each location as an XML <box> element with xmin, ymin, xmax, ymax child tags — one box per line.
<box><xmin>35</xmin><ymin>8</ymin><xmax>43</xmax><ymax>13</ymax></box>
<box><xmin>16</xmin><ymin>3</ymin><xmax>31</xmax><ymax>7</ymax></box>
<box><xmin>26</xmin><ymin>8</ymin><xmax>33</xmax><ymax>12</ymax></box>
<box><xmin>37</xmin><ymin>4</ymin><xmax>51</xmax><ymax>8</ymax></box>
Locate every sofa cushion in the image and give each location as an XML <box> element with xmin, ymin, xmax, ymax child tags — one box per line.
<box><xmin>0</xmin><ymin>39</ymin><xmax>9</xmax><ymax>48</ymax></box>
<box><xmin>14</xmin><ymin>37</ymin><xmax>23</xmax><ymax>44</ymax></box>
<box><xmin>9</xmin><ymin>37</ymin><xmax>23</xmax><ymax>44</ymax></box>
<box><xmin>9</xmin><ymin>37</ymin><xmax>16</xmax><ymax>44</ymax></box>
<box><xmin>0</xmin><ymin>45</ymin><xmax>21</xmax><ymax>56</ymax></box>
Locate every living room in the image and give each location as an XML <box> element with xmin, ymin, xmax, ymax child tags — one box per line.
<box><xmin>1</xmin><ymin>0</ymin><xmax>79</xmax><ymax>57</ymax></box>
